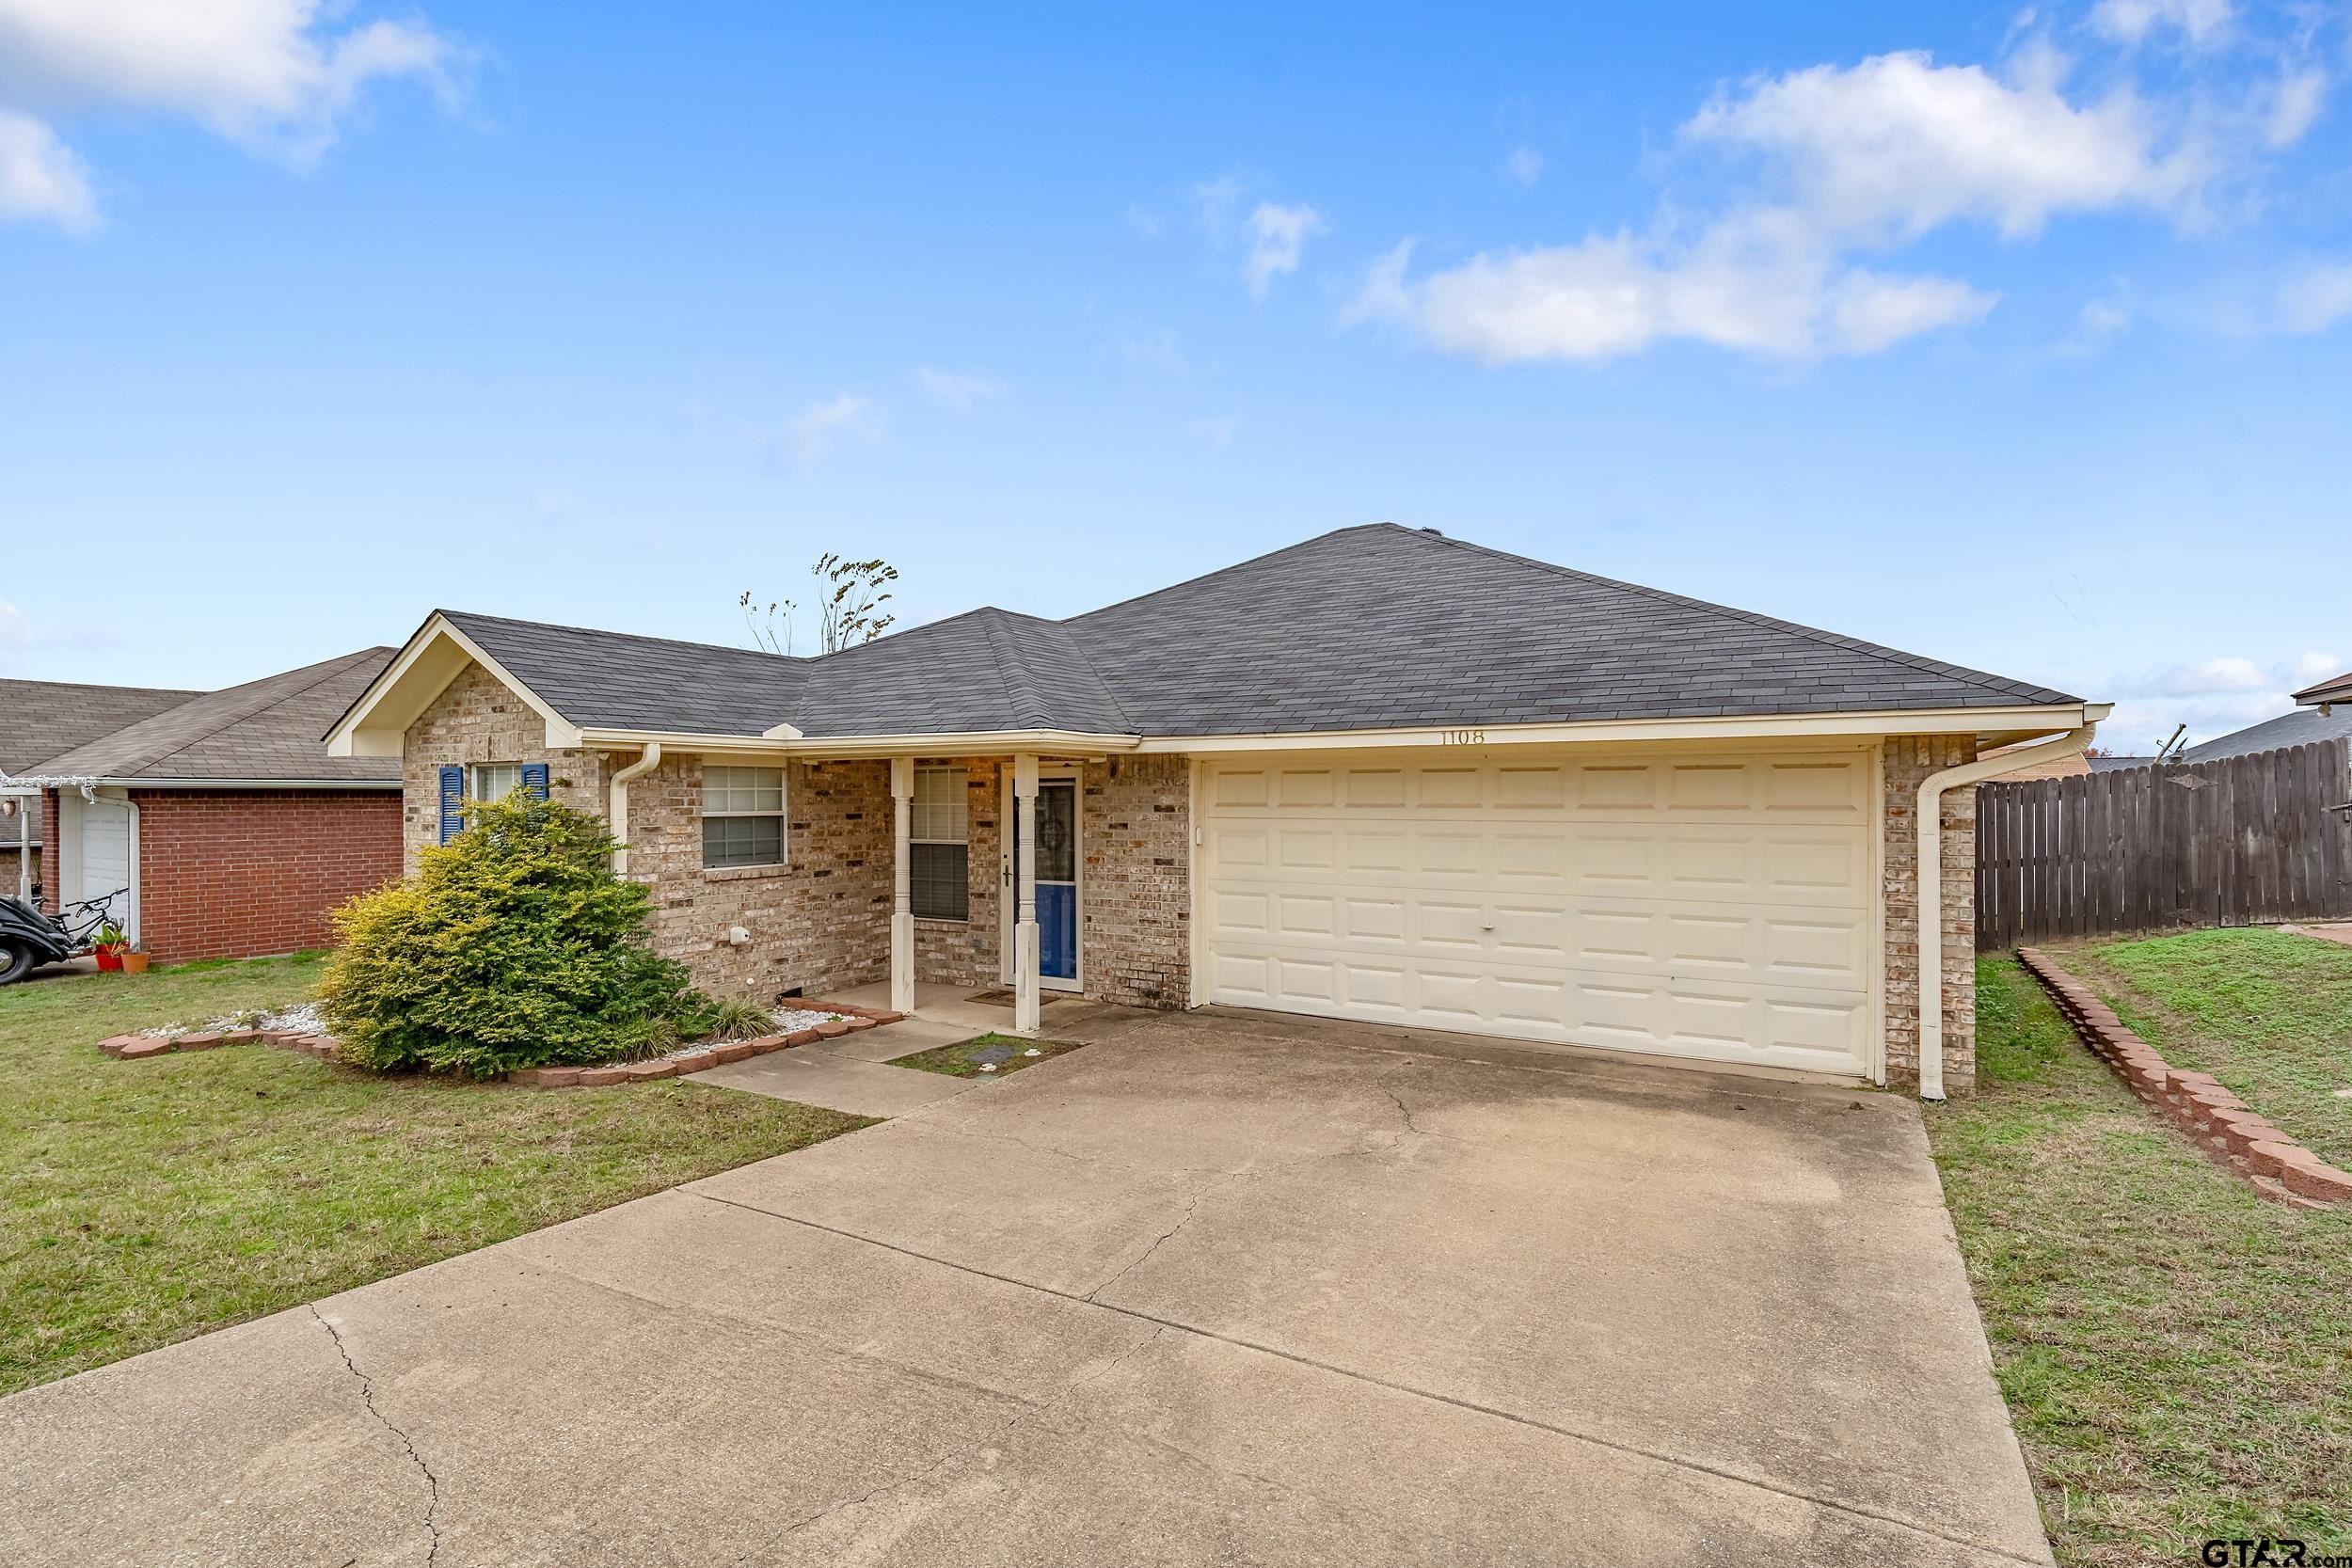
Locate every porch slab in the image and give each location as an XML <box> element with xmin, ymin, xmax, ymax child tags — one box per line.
<box><xmin>827</xmin><ymin>979</ymin><xmax>1161</xmax><ymax>1045</ymax></box>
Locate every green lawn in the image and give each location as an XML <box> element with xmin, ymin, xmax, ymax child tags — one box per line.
<box><xmin>0</xmin><ymin>955</ymin><xmax>873</xmax><ymax>1398</ymax></box>
<box><xmin>890</xmin><ymin>1032</ymin><xmax>1084</xmax><ymax>1078</ymax></box>
<box><xmin>1928</xmin><ymin>953</ymin><xmax>2352</xmax><ymax>1566</ymax></box>
<box><xmin>2057</xmin><ymin>927</ymin><xmax>2352</xmax><ymax>1169</ymax></box>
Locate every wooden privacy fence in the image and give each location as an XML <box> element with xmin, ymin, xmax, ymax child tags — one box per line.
<box><xmin>1976</xmin><ymin>741</ymin><xmax>2352</xmax><ymax>950</ymax></box>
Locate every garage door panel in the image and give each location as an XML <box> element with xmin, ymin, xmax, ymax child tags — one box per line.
<box><xmin>1201</xmin><ymin>748</ymin><xmax>1875</xmax><ymax>1078</ymax></box>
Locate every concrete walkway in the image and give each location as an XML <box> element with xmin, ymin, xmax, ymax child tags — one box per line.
<box><xmin>0</xmin><ymin>1010</ymin><xmax>2053</xmax><ymax>1567</ymax></box>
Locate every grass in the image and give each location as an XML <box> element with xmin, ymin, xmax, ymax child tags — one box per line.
<box><xmin>0</xmin><ymin>955</ymin><xmax>874</xmax><ymax>1398</ymax></box>
<box><xmin>2053</xmin><ymin>927</ymin><xmax>2352</xmax><ymax>1169</ymax></box>
<box><xmin>890</xmin><ymin>1032</ymin><xmax>1084</xmax><ymax>1078</ymax></box>
<box><xmin>1927</xmin><ymin>954</ymin><xmax>2352</xmax><ymax>1565</ymax></box>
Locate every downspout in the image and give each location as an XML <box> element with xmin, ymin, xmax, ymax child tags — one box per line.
<box><xmin>1915</xmin><ymin>723</ymin><xmax>2097</xmax><ymax>1101</ymax></box>
<box><xmin>608</xmin><ymin>743</ymin><xmax>662</xmax><ymax>875</ymax></box>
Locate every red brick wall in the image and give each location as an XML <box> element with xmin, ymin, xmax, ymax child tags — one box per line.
<box><xmin>133</xmin><ymin>790</ymin><xmax>403</xmax><ymax>962</ymax></box>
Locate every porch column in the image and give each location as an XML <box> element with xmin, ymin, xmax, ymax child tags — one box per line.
<box><xmin>890</xmin><ymin>756</ymin><xmax>914</xmax><ymax>1015</ymax></box>
<box><xmin>1012</xmin><ymin>753</ymin><xmax>1041</xmax><ymax>1036</ymax></box>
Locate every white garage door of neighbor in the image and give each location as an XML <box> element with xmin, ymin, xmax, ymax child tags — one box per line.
<box><xmin>1200</xmin><ymin>748</ymin><xmax>1878</xmax><ymax>1077</ymax></box>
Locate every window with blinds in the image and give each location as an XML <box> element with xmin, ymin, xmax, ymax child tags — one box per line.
<box><xmin>911</xmin><ymin>766</ymin><xmax>968</xmax><ymax>920</ymax></box>
<box><xmin>702</xmin><ymin>765</ymin><xmax>787</xmax><ymax>869</ymax></box>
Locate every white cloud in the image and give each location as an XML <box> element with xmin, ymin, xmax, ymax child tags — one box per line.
<box><xmin>1681</xmin><ymin>51</ymin><xmax>2207</xmax><ymax>242</ymax></box>
<box><xmin>1187</xmin><ymin>414</ymin><xmax>1238</xmax><ymax>449</ymax></box>
<box><xmin>1505</xmin><ymin>145</ymin><xmax>1544</xmax><ymax>185</ymax></box>
<box><xmin>0</xmin><ymin>107</ymin><xmax>93</xmax><ymax>230</ymax></box>
<box><xmin>2091</xmin><ymin>0</ymin><xmax>2234</xmax><ymax>46</ymax></box>
<box><xmin>1243</xmin><ymin>200</ymin><xmax>1327</xmax><ymax>299</ymax></box>
<box><xmin>2059</xmin><ymin>293</ymin><xmax>2135</xmax><ymax>354</ymax></box>
<box><xmin>2265</xmin><ymin>67</ymin><xmax>2328</xmax><ymax>148</ymax></box>
<box><xmin>2097</xmin><ymin>650</ymin><xmax>2341</xmax><ymax>752</ymax></box>
<box><xmin>1111</xmin><ymin>325</ymin><xmax>1187</xmax><ymax>372</ymax></box>
<box><xmin>784</xmin><ymin>394</ymin><xmax>882</xmax><ymax>469</ymax></box>
<box><xmin>1348</xmin><ymin>43</ymin><xmax>2280</xmax><ymax>365</ymax></box>
<box><xmin>2270</xmin><ymin>261</ymin><xmax>2352</xmax><ymax>334</ymax></box>
<box><xmin>1347</xmin><ymin>220</ymin><xmax>1994</xmax><ymax>364</ymax></box>
<box><xmin>0</xmin><ymin>0</ymin><xmax>461</xmax><ymax>230</ymax></box>
<box><xmin>0</xmin><ymin>597</ymin><xmax>28</xmax><ymax>649</ymax></box>
<box><xmin>913</xmin><ymin>368</ymin><xmax>1005</xmax><ymax>409</ymax></box>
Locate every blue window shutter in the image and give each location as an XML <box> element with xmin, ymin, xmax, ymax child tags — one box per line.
<box><xmin>521</xmin><ymin>763</ymin><xmax>550</xmax><ymax>800</ymax></box>
<box><xmin>437</xmin><ymin>765</ymin><xmax>465</xmax><ymax>845</ymax></box>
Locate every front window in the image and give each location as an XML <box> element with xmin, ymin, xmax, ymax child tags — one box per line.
<box><xmin>910</xmin><ymin>766</ymin><xmax>968</xmax><ymax>920</ymax></box>
<box><xmin>702</xmin><ymin>765</ymin><xmax>787</xmax><ymax>869</ymax></box>
<box><xmin>471</xmin><ymin>762</ymin><xmax>523</xmax><ymax>800</ymax></box>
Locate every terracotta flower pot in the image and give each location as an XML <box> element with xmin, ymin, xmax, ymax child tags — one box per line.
<box><xmin>122</xmin><ymin>952</ymin><xmax>150</xmax><ymax>974</ymax></box>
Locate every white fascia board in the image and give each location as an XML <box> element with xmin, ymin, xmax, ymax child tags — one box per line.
<box><xmin>778</xmin><ymin>729</ymin><xmax>1141</xmax><ymax>760</ymax></box>
<box><xmin>1132</xmin><ymin>703</ymin><xmax>2106</xmax><ymax>754</ymax></box>
<box><xmin>326</xmin><ymin>613</ymin><xmax>584</xmax><ymax>757</ymax></box>
<box><xmin>84</xmin><ymin>778</ymin><xmax>405</xmax><ymax>791</ymax></box>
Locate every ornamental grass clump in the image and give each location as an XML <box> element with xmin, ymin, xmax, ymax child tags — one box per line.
<box><xmin>320</xmin><ymin>793</ymin><xmax>713</xmax><ymax>1078</ymax></box>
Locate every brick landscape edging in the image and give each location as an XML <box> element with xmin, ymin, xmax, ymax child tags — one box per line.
<box><xmin>96</xmin><ymin>1008</ymin><xmax>905</xmax><ymax>1087</ymax></box>
<box><xmin>2016</xmin><ymin>946</ymin><xmax>2351</xmax><ymax>1209</ymax></box>
<box><xmin>99</xmin><ymin>1029</ymin><xmax>342</xmax><ymax>1062</ymax></box>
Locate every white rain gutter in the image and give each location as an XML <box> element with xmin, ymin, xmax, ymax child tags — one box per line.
<box><xmin>1915</xmin><ymin>722</ymin><xmax>2098</xmax><ymax>1101</ymax></box>
<box><xmin>608</xmin><ymin>742</ymin><xmax>662</xmax><ymax>875</ymax></box>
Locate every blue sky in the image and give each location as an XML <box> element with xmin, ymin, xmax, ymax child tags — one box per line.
<box><xmin>2</xmin><ymin>1</ymin><xmax>2346</xmax><ymax>752</ymax></box>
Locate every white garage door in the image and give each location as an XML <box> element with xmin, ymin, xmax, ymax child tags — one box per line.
<box><xmin>1200</xmin><ymin>747</ymin><xmax>1878</xmax><ymax>1077</ymax></box>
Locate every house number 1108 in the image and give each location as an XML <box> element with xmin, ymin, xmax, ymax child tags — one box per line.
<box><xmin>1438</xmin><ymin>728</ymin><xmax>1486</xmax><ymax>745</ymax></box>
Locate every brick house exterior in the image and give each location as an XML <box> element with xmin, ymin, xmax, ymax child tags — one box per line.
<box><xmin>339</xmin><ymin>525</ymin><xmax>2100</xmax><ymax>1094</ymax></box>
<box><xmin>132</xmin><ymin>790</ymin><xmax>402</xmax><ymax>963</ymax></box>
<box><xmin>9</xmin><ymin>652</ymin><xmax>402</xmax><ymax>964</ymax></box>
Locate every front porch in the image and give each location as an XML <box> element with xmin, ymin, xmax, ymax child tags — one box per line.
<box><xmin>827</xmin><ymin>978</ymin><xmax>1150</xmax><ymax>1042</ymax></box>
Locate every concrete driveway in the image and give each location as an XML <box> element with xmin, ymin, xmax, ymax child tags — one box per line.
<box><xmin>0</xmin><ymin>1010</ymin><xmax>2051</xmax><ymax>1567</ymax></box>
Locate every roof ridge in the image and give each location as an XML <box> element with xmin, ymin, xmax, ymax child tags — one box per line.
<box><xmin>976</xmin><ymin>609</ymin><xmax>1034</xmax><ymax>727</ymax></box>
<box><xmin>441</xmin><ymin>610</ymin><xmax>803</xmax><ymax>667</ymax></box>
<box><xmin>106</xmin><ymin>649</ymin><xmax>389</xmax><ymax>778</ymax></box>
<box><xmin>1406</xmin><ymin>527</ymin><xmax>2060</xmax><ymax>704</ymax></box>
<box><xmin>1043</xmin><ymin>618</ymin><xmax>1138</xmax><ymax>734</ymax></box>
<box><xmin>1058</xmin><ymin>524</ymin><xmax>1390</xmax><ymax>628</ymax></box>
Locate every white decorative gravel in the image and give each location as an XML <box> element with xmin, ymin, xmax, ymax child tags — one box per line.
<box><xmin>652</xmin><ymin>1006</ymin><xmax>844</xmax><ymax>1066</ymax></box>
<box><xmin>142</xmin><ymin>1002</ymin><xmax>329</xmax><ymax>1039</ymax></box>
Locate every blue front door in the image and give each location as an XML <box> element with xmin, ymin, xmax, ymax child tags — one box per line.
<box><xmin>1032</xmin><ymin>780</ymin><xmax>1078</xmax><ymax>984</ymax></box>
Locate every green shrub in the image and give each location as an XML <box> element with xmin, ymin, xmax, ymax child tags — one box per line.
<box><xmin>319</xmin><ymin>794</ymin><xmax>711</xmax><ymax>1078</ymax></box>
<box><xmin>703</xmin><ymin>997</ymin><xmax>775</xmax><ymax>1040</ymax></box>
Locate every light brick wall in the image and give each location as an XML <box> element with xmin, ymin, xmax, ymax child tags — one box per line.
<box><xmin>1883</xmin><ymin>736</ymin><xmax>1980</xmax><ymax>1093</ymax></box>
<box><xmin>1080</xmin><ymin>754</ymin><xmax>1190</xmax><ymax>1008</ymax></box>
<box><xmin>620</xmin><ymin>752</ymin><xmax>891</xmax><ymax>1000</ymax></box>
<box><xmin>400</xmin><ymin>662</ymin><xmax>610</xmax><ymax>868</ymax></box>
<box><xmin>402</xmin><ymin>663</ymin><xmax>1197</xmax><ymax>1010</ymax></box>
<box><xmin>134</xmin><ymin>789</ymin><xmax>402</xmax><ymax>961</ymax></box>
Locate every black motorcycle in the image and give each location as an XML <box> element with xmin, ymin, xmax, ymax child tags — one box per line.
<box><xmin>0</xmin><ymin>889</ymin><xmax>128</xmax><ymax>986</ymax></box>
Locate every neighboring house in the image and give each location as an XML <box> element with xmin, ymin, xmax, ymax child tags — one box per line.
<box><xmin>1</xmin><ymin>678</ymin><xmax>202</xmax><ymax>899</ymax></box>
<box><xmin>2180</xmin><ymin>705</ymin><xmax>2352</xmax><ymax>765</ymax></box>
<box><xmin>11</xmin><ymin>650</ymin><xmax>404</xmax><ymax>961</ymax></box>
<box><xmin>327</xmin><ymin>524</ymin><xmax>2106</xmax><ymax>1096</ymax></box>
<box><xmin>2294</xmin><ymin>669</ymin><xmax>2352</xmax><ymax>711</ymax></box>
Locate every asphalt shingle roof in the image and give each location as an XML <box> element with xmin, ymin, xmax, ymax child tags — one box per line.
<box><xmin>2</xmin><ymin>678</ymin><xmax>205</xmax><ymax>847</ymax></box>
<box><xmin>34</xmin><ymin>649</ymin><xmax>401</xmax><ymax>783</ymax></box>
<box><xmin>435</xmin><ymin>523</ymin><xmax>2081</xmax><ymax>741</ymax></box>
<box><xmin>2182</xmin><ymin>706</ymin><xmax>2352</xmax><ymax>765</ymax></box>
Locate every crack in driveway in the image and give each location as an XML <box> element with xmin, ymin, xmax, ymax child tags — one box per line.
<box><xmin>310</xmin><ymin>1306</ymin><xmax>441</xmax><ymax>1568</ymax></box>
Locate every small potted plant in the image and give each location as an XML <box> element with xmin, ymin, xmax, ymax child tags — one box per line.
<box><xmin>92</xmin><ymin>919</ymin><xmax>128</xmax><ymax>973</ymax></box>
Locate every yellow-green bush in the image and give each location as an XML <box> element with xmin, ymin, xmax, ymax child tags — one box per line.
<box><xmin>320</xmin><ymin>794</ymin><xmax>711</xmax><ymax>1077</ymax></box>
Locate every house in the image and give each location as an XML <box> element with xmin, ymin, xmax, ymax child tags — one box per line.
<box><xmin>1</xmin><ymin>678</ymin><xmax>202</xmax><ymax>897</ymax></box>
<box><xmin>8</xmin><ymin>650</ymin><xmax>404</xmax><ymax>962</ymax></box>
<box><xmin>326</xmin><ymin>525</ymin><xmax>2107</xmax><ymax>1098</ymax></box>
<box><xmin>2180</xmin><ymin>705</ymin><xmax>2352</xmax><ymax>765</ymax></box>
